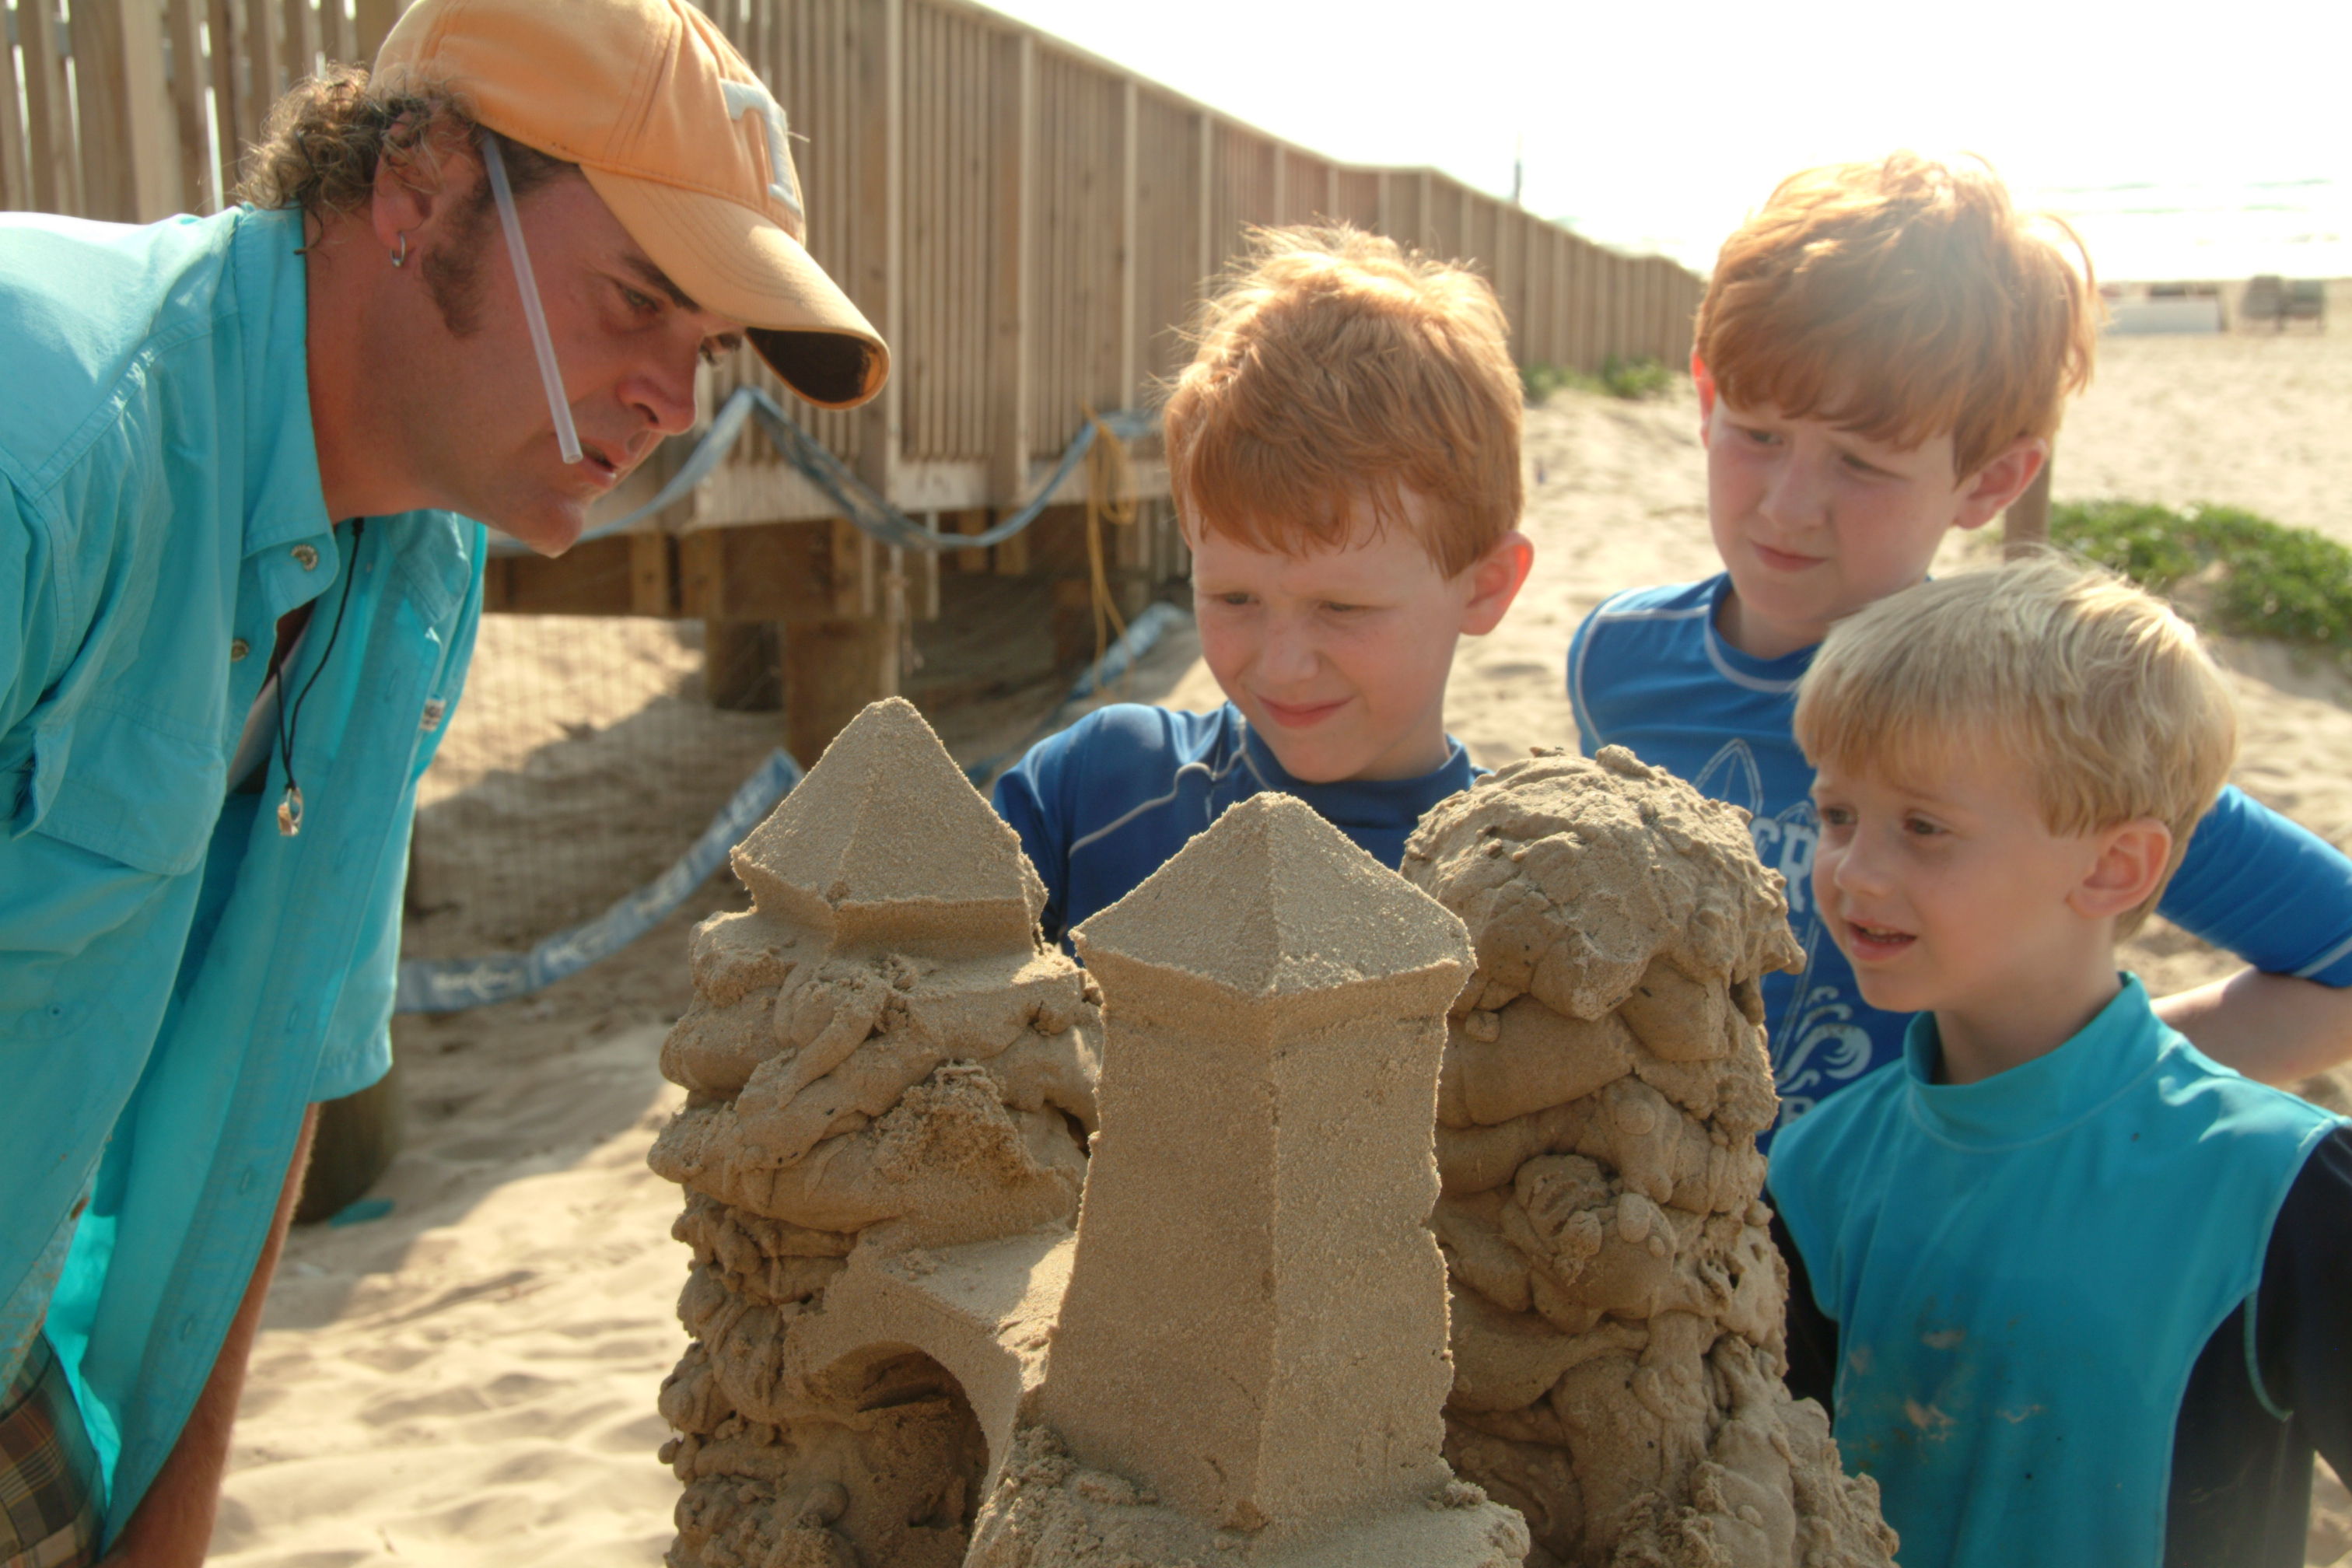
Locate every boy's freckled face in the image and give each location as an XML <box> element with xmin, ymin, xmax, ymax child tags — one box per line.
<box><xmin>1810</xmin><ymin>744</ymin><xmax>2106</xmax><ymax>1023</ymax></box>
<box><xmin>1703</xmin><ymin>393</ymin><xmax>1984</xmax><ymax>661</ymax></box>
<box><xmin>1189</xmin><ymin>492</ymin><xmax>1489</xmax><ymax>784</ymax></box>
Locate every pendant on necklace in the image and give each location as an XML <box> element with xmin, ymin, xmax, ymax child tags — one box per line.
<box><xmin>278</xmin><ymin>784</ymin><xmax>304</xmax><ymax>837</ymax></box>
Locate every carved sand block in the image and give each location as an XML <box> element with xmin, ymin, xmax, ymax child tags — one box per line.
<box><xmin>968</xmin><ymin>793</ymin><xmax>1531</xmax><ymax>1567</ymax></box>
<box><xmin>649</xmin><ymin>698</ymin><xmax>1101</xmax><ymax>1568</ymax></box>
<box><xmin>1404</xmin><ymin>747</ymin><xmax>1898</xmax><ymax>1568</ymax></box>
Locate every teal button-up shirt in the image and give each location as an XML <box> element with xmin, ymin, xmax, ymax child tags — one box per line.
<box><xmin>0</xmin><ymin>203</ymin><xmax>484</xmax><ymax>1538</ymax></box>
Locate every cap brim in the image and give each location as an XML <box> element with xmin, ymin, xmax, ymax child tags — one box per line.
<box><xmin>583</xmin><ymin>166</ymin><xmax>891</xmax><ymax>410</ymax></box>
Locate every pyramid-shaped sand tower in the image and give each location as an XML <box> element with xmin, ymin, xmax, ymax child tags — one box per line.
<box><xmin>1404</xmin><ymin>747</ymin><xmax>1899</xmax><ymax>1568</ymax></box>
<box><xmin>652</xmin><ymin>698</ymin><xmax>1102</xmax><ymax>1568</ymax></box>
<box><xmin>970</xmin><ymin>793</ymin><xmax>1529</xmax><ymax>1566</ymax></box>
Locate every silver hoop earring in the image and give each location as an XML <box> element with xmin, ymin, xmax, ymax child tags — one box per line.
<box><xmin>390</xmin><ymin>231</ymin><xmax>408</xmax><ymax>268</ymax></box>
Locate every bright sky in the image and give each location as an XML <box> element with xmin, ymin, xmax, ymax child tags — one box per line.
<box><xmin>982</xmin><ymin>0</ymin><xmax>2352</xmax><ymax>278</ymax></box>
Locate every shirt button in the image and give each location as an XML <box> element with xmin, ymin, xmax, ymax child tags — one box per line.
<box><xmin>178</xmin><ymin>1316</ymin><xmax>197</xmax><ymax>1342</ymax></box>
<box><xmin>229</xmin><ymin>638</ymin><xmax>250</xmax><ymax>661</ymax></box>
<box><xmin>292</xmin><ymin>544</ymin><xmax>320</xmax><ymax>570</ymax></box>
<box><xmin>239</xmin><ymin>1167</ymin><xmax>257</xmax><ymax>1195</ymax></box>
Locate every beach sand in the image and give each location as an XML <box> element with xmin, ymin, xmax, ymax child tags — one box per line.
<box><xmin>214</xmin><ymin>320</ymin><xmax>2352</xmax><ymax>1566</ymax></box>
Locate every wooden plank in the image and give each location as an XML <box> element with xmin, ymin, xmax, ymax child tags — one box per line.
<box><xmin>854</xmin><ymin>0</ymin><xmax>902</xmax><ymax>502</ymax></box>
<box><xmin>784</xmin><ymin>618</ymin><xmax>899</xmax><ymax>767</ymax></box>
<box><xmin>167</xmin><ymin>0</ymin><xmax>213</xmax><ymax>212</ymax></box>
<box><xmin>1118</xmin><ymin>76</ymin><xmax>1137</xmax><ymax>407</ymax></box>
<box><xmin>0</xmin><ymin>0</ymin><xmax>26</xmax><ymax>210</ymax></box>
<box><xmin>285</xmin><ymin>0</ymin><xmax>322</xmax><ymax>85</ymax></box>
<box><xmin>17</xmin><ymin>0</ymin><xmax>79</xmax><ymax>215</ymax></box>
<box><xmin>1194</xmin><ymin>110</ymin><xmax>1213</xmax><ymax>296</ymax></box>
<box><xmin>990</xmin><ymin>29</ymin><xmax>1035</xmax><ymax>509</ymax></box>
<box><xmin>325</xmin><ymin>0</ymin><xmax>358</xmax><ymax>64</ymax></box>
<box><xmin>629</xmin><ymin>532</ymin><xmax>677</xmax><ymax>616</ymax></box>
<box><xmin>208</xmin><ymin>0</ymin><xmax>242</xmax><ymax>201</ymax></box>
<box><xmin>678</xmin><ymin>521</ymin><xmax>839</xmax><ymax>622</ymax></box>
<box><xmin>831</xmin><ymin>517</ymin><xmax>866</xmax><ymax>618</ymax></box>
<box><xmin>481</xmin><ymin>535</ymin><xmax>637</xmax><ymax>615</ymax></box>
<box><xmin>355</xmin><ymin>0</ymin><xmax>406</xmax><ymax>66</ymax></box>
<box><xmin>75</xmin><ymin>0</ymin><xmax>179</xmax><ymax>221</ymax></box>
<box><xmin>247</xmin><ymin>0</ymin><xmax>283</xmax><ymax>145</ymax></box>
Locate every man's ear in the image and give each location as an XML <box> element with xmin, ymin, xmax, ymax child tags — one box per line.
<box><xmin>1460</xmin><ymin>529</ymin><xmax>1535</xmax><ymax>636</ymax></box>
<box><xmin>2071</xmin><ymin>817</ymin><xmax>2172</xmax><ymax>921</ymax></box>
<box><xmin>367</xmin><ymin>128</ymin><xmax>474</xmax><ymax>255</ymax></box>
<box><xmin>1951</xmin><ymin>435</ymin><xmax>2048</xmax><ymax>533</ymax></box>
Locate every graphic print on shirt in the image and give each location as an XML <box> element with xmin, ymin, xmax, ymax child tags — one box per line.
<box><xmin>1691</xmin><ymin>737</ymin><xmax>1869</xmax><ymax>1126</ymax></box>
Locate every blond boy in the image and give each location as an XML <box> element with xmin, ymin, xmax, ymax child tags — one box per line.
<box><xmin>1767</xmin><ymin>558</ymin><xmax>2352</xmax><ymax>1568</ymax></box>
<box><xmin>1569</xmin><ymin>153</ymin><xmax>2352</xmax><ymax>1137</ymax></box>
<box><xmin>996</xmin><ymin>226</ymin><xmax>1531</xmax><ymax>943</ymax></box>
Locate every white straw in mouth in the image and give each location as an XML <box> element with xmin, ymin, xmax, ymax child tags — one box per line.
<box><xmin>481</xmin><ymin>132</ymin><xmax>583</xmax><ymax>464</ymax></box>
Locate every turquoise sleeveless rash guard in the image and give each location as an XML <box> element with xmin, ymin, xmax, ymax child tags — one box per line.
<box><xmin>1769</xmin><ymin>977</ymin><xmax>2343</xmax><ymax>1568</ymax></box>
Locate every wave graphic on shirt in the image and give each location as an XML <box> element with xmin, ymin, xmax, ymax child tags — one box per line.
<box><xmin>1693</xmin><ymin>738</ymin><xmax>1874</xmax><ymax>1126</ymax></box>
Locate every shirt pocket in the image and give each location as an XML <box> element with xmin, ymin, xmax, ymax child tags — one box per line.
<box><xmin>23</xmin><ymin>702</ymin><xmax>223</xmax><ymax>877</ymax></box>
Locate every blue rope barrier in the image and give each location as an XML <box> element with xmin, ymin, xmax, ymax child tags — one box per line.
<box><xmin>489</xmin><ymin>388</ymin><xmax>1157</xmax><ymax>558</ymax></box>
<box><xmin>393</xmin><ymin>747</ymin><xmax>804</xmax><ymax>1013</ymax></box>
<box><xmin>390</xmin><ymin>603</ymin><xmax>1190</xmax><ymax>1012</ymax></box>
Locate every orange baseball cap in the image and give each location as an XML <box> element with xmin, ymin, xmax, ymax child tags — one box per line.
<box><xmin>376</xmin><ymin>0</ymin><xmax>888</xmax><ymax>409</ymax></box>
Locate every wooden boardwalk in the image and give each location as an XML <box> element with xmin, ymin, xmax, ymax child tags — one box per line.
<box><xmin>2</xmin><ymin>0</ymin><xmax>1707</xmax><ymax>754</ymax></box>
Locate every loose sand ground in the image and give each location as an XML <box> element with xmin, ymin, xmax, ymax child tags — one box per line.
<box><xmin>214</xmin><ymin>319</ymin><xmax>2352</xmax><ymax>1566</ymax></box>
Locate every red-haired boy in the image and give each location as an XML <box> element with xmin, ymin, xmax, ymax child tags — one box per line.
<box><xmin>1570</xmin><ymin>153</ymin><xmax>2352</xmax><ymax>1138</ymax></box>
<box><xmin>996</xmin><ymin>226</ymin><xmax>1534</xmax><ymax>943</ymax></box>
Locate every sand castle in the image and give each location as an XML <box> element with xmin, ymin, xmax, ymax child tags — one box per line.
<box><xmin>647</xmin><ymin>698</ymin><xmax>1101</xmax><ymax>1568</ymax></box>
<box><xmin>648</xmin><ymin>702</ymin><xmax>1891</xmax><ymax>1568</ymax></box>
<box><xmin>1403</xmin><ymin>747</ymin><xmax>1898</xmax><ymax>1568</ymax></box>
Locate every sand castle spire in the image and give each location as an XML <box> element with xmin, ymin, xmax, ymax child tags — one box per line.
<box><xmin>972</xmin><ymin>793</ymin><xmax>1529</xmax><ymax>1565</ymax></box>
<box><xmin>730</xmin><ymin>695</ymin><xmax>1048</xmax><ymax>954</ymax></box>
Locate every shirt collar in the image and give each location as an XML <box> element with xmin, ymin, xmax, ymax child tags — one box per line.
<box><xmin>1901</xmin><ymin>974</ymin><xmax>2168</xmax><ymax>1149</ymax></box>
<box><xmin>1237</xmin><ymin>716</ymin><xmax>1476</xmax><ymax>831</ymax></box>
<box><xmin>228</xmin><ymin>205</ymin><xmax>331</xmax><ymax>556</ymax></box>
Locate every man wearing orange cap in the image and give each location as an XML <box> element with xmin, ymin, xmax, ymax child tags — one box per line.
<box><xmin>0</xmin><ymin>2</ymin><xmax>884</xmax><ymax>1561</ymax></box>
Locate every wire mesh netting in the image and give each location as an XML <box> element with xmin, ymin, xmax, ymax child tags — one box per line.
<box><xmin>401</xmin><ymin>615</ymin><xmax>785</xmax><ymax>962</ymax></box>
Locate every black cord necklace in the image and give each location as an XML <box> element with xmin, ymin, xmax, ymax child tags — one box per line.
<box><xmin>271</xmin><ymin>517</ymin><xmax>365</xmax><ymax>837</ymax></box>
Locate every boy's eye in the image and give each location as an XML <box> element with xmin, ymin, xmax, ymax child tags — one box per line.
<box><xmin>1902</xmin><ymin>814</ymin><xmax>1944</xmax><ymax>838</ymax></box>
<box><xmin>1321</xmin><ymin>601</ymin><xmax>1364</xmax><ymax>614</ymax></box>
<box><xmin>1815</xmin><ymin>803</ymin><xmax>1854</xmax><ymax>828</ymax></box>
<box><xmin>620</xmin><ymin>285</ymin><xmax>661</xmax><ymax>317</ymax></box>
<box><xmin>1738</xmin><ymin>425</ymin><xmax>1779</xmax><ymax>447</ymax></box>
<box><xmin>1841</xmin><ymin>453</ymin><xmax>1892</xmax><ymax>477</ymax></box>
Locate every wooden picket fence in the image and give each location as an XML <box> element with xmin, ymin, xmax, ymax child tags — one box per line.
<box><xmin>0</xmin><ymin>0</ymin><xmax>1703</xmax><ymax>524</ymax></box>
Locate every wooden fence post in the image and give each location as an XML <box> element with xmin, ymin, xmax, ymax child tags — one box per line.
<box><xmin>2003</xmin><ymin>450</ymin><xmax>2054</xmax><ymax>558</ymax></box>
<box><xmin>355</xmin><ymin>0</ymin><xmax>408</xmax><ymax>61</ymax></box>
<box><xmin>992</xmin><ymin>30</ymin><xmax>1036</xmax><ymax>511</ymax></box>
<box><xmin>1118</xmin><ymin>77</ymin><xmax>1139</xmax><ymax>405</ymax></box>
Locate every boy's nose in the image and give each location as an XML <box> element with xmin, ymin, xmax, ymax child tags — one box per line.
<box><xmin>1257</xmin><ymin>614</ymin><xmax>1320</xmax><ymax>682</ymax></box>
<box><xmin>1758</xmin><ymin>452</ymin><xmax>1827</xmax><ymax>530</ymax></box>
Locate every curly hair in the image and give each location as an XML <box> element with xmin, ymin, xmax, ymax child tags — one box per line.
<box><xmin>235</xmin><ymin>64</ymin><xmax>574</xmax><ymax>334</ymax></box>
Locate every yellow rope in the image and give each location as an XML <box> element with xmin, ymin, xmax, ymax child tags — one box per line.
<box><xmin>1081</xmin><ymin>406</ymin><xmax>1139</xmax><ymax>692</ymax></box>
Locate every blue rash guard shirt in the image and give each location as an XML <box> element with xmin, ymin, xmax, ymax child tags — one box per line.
<box><xmin>992</xmin><ymin>702</ymin><xmax>1477</xmax><ymax>946</ymax></box>
<box><xmin>0</xmin><ymin>205</ymin><xmax>484</xmax><ymax>1538</ymax></box>
<box><xmin>1768</xmin><ymin>978</ymin><xmax>2348</xmax><ymax>1568</ymax></box>
<box><xmin>1569</xmin><ymin>575</ymin><xmax>2352</xmax><ymax>1141</ymax></box>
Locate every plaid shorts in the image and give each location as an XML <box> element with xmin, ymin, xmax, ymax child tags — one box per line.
<box><xmin>0</xmin><ymin>1339</ymin><xmax>100</xmax><ymax>1568</ymax></box>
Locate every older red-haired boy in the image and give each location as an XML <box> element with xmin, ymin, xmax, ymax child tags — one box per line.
<box><xmin>1569</xmin><ymin>154</ymin><xmax>2352</xmax><ymax>1137</ymax></box>
<box><xmin>996</xmin><ymin>226</ymin><xmax>1533</xmax><ymax>943</ymax></box>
